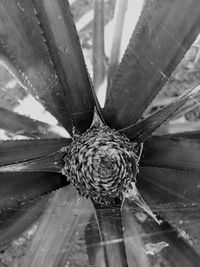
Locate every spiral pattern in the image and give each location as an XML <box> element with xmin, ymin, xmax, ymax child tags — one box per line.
<box><xmin>62</xmin><ymin>124</ymin><xmax>138</xmax><ymax>205</ymax></box>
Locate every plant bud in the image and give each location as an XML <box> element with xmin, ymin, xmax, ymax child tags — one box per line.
<box><xmin>62</xmin><ymin>124</ymin><xmax>138</xmax><ymax>205</ymax></box>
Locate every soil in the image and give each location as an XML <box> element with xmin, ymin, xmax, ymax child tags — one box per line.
<box><xmin>1</xmin><ymin>0</ymin><xmax>200</xmax><ymax>266</ymax></box>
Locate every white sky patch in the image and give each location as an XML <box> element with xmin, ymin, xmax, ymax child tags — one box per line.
<box><xmin>76</xmin><ymin>10</ymin><xmax>94</xmax><ymax>32</ymax></box>
<box><xmin>13</xmin><ymin>95</ymin><xmax>70</xmax><ymax>138</ymax></box>
<box><xmin>69</xmin><ymin>0</ymin><xmax>77</xmax><ymax>5</ymax></box>
<box><xmin>14</xmin><ymin>95</ymin><xmax>58</xmax><ymax>126</ymax></box>
<box><xmin>0</xmin><ymin>129</ymin><xmax>29</xmax><ymax>140</ymax></box>
<box><xmin>104</xmin><ymin>0</ymin><xmax>144</xmax><ymax>59</ymax></box>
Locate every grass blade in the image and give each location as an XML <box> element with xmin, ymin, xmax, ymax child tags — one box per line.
<box><xmin>120</xmin><ymin>84</ymin><xmax>200</xmax><ymax>141</ymax></box>
<box><xmin>0</xmin><ymin>138</ymin><xmax>70</xmax><ymax>165</ymax></box>
<box><xmin>107</xmin><ymin>0</ymin><xmax>128</xmax><ymax>88</ymax></box>
<box><xmin>33</xmin><ymin>0</ymin><xmax>96</xmax><ymax>133</ymax></box>
<box><xmin>93</xmin><ymin>0</ymin><xmax>106</xmax><ymax>95</ymax></box>
<box><xmin>104</xmin><ymin>0</ymin><xmax>200</xmax><ymax>130</ymax></box>
<box><xmin>0</xmin><ymin>0</ymin><xmax>72</xmax><ymax>134</ymax></box>
<box><xmin>21</xmin><ymin>186</ymin><xmax>93</xmax><ymax>267</ymax></box>
<box><xmin>94</xmin><ymin>202</ymin><xmax>129</xmax><ymax>267</ymax></box>
<box><xmin>0</xmin><ymin>194</ymin><xmax>49</xmax><ymax>251</ymax></box>
<box><xmin>0</xmin><ymin>107</ymin><xmax>65</xmax><ymax>139</ymax></box>
<box><xmin>141</xmin><ymin>135</ymin><xmax>200</xmax><ymax>172</ymax></box>
<box><xmin>122</xmin><ymin>199</ymin><xmax>200</xmax><ymax>267</ymax></box>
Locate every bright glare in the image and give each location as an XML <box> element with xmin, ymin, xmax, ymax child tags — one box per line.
<box><xmin>14</xmin><ymin>95</ymin><xmax>58</xmax><ymax>125</ymax></box>
<box><xmin>105</xmin><ymin>0</ymin><xmax>144</xmax><ymax>59</ymax></box>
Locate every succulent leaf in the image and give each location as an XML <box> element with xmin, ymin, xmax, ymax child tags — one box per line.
<box><xmin>0</xmin><ymin>194</ymin><xmax>49</xmax><ymax>251</ymax></box>
<box><xmin>0</xmin><ymin>107</ymin><xmax>64</xmax><ymax>139</ymax></box>
<box><xmin>94</xmin><ymin>202</ymin><xmax>129</xmax><ymax>267</ymax></box>
<box><xmin>121</xmin><ymin>84</ymin><xmax>200</xmax><ymax>141</ymax></box>
<box><xmin>0</xmin><ymin>0</ymin><xmax>73</xmax><ymax>134</ymax></box>
<box><xmin>93</xmin><ymin>0</ymin><xmax>106</xmax><ymax>94</ymax></box>
<box><xmin>104</xmin><ymin>0</ymin><xmax>200</xmax><ymax>130</ymax></box>
<box><xmin>33</xmin><ymin>0</ymin><xmax>96</xmax><ymax>134</ymax></box>
<box><xmin>0</xmin><ymin>138</ymin><xmax>71</xmax><ymax>165</ymax></box>
<box><xmin>21</xmin><ymin>186</ymin><xmax>94</xmax><ymax>267</ymax></box>
<box><xmin>122</xmin><ymin>199</ymin><xmax>200</xmax><ymax>267</ymax></box>
<box><xmin>141</xmin><ymin>134</ymin><xmax>200</xmax><ymax>172</ymax></box>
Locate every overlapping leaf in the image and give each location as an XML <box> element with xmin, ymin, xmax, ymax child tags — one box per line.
<box><xmin>93</xmin><ymin>0</ymin><xmax>106</xmax><ymax>94</ymax></box>
<box><xmin>33</xmin><ymin>0</ymin><xmax>96</xmax><ymax>133</ymax></box>
<box><xmin>104</xmin><ymin>0</ymin><xmax>200</xmax><ymax>130</ymax></box>
<box><xmin>120</xmin><ymin>84</ymin><xmax>200</xmax><ymax>141</ymax></box>
<box><xmin>141</xmin><ymin>133</ymin><xmax>200</xmax><ymax>172</ymax></box>
<box><xmin>0</xmin><ymin>0</ymin><xmax>72</xmax><ymax>134</ymax></box>
<box><xmin>0</xmin><ymin>138</ymin><xmax>70</xmax><ymax>164</ymax></box>
<box><xmin>94</xmin><ymin>203</ymin><xmax>128</xmax><ymax>267</ymax></box>
<box><xmin>0</xmin><ymin>107</ymin><xmax>64</xmax><ymax>139</ymax></box>
<box><xmin>0</xmin><ymin>194</ymin><xmax>49</xmax><ymax>250</ymax></box>
<box><xmin>21</xmin><ymin>186</ymin><xmax>93</xmax><ymax>267</ymax></box>
<box><xmin>122</xmin><ymin>199</ymin><xmax>200</xmax><ymax>267</ymax></box>
<box><xmin>138</xmin><ymin>167</ymin><xmax>200</xmax><ymax>244</ymax></box>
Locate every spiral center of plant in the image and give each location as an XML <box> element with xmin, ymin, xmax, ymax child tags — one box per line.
<box><xmin>62</xmin><ymin>123</ymin><xmax>138</xmax><ymax>205</ymax></box>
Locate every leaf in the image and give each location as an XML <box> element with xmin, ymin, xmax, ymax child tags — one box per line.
<box><xmin>0</xmin><ymin>172</ymin><xmax>67</xmax><ymax>211</ymax></box>
<box><xmin>93</xmin><ymin>0</ymin><xmax>106</xmax><ymax>94</ymax></box>
<box><xmin>0</xmin><ymin>106</ymin><xmax>64</xmax><ymax>139</ymax></box>
<box><xmin>85</xmin><ymin>214</ymin><xmax>106</xmax><ymax>267</ymax></box>
<box><xmin>0</xmin><ymin>138</ymin><xmax>70</xmax><ymax>165</ymax></box>
<box><xmin>138</xmin><ymin>167</ymin><xmax>200</xmax><ymax>244</ymax></box>
<box><xmin>107</xmin><ymin>0</ymin><xmax>128</xmax><ymax>88</ymax></box>
<box><xmin>33</xmin><ymin>0</ymin><xmax>96</xmax><ymax>133</ymax></box>
<box><xmin>0</xmin><ymin>0</ymin><xmax>73</xmax><ymax>134</ymax></box>
<box><xmin>122</xmin><ymin>199</ymin><xmax>200</xmax><ymax>267</ymax></box>
<box><xmin>165</xmin><ymin>129</ymin><xmax>200</xmax><ymax>139</ymax></box>
<box><xmin>120</xmin><ymin>84</ymin><xmax>200</xmax><ymax>141</ymax></box>
<box><xmin>155</xmin><ymin>122</ymin><xmax>200</xmax><ymax>136</ymax></box>
<box><xmin>21</xmin><ymin>186</ymin><xmax>94</xmax><ymax>267</ymax></box>
<box><xmin>103</xmin><ymin>0</ymin><xmax>200</xmax><ymax>130</ymax></box>
<box><xmin>94</xmin><ymin>202</ymin><xmax>129</xmax><ymax>267</ymax></box>
<box><xmin>0</xmin><ymin>194</ymin><xmax>49</xmax><ymax>251</ymax></box>
<box><xmin>0</xmin><ymin>151</ymin><xmax>65</xmax><ymax>173</ymax></box>
<box><xmin>141</xmin><ymin>134</ymin><xmax>200</xmax><ymax>172</ymax></box>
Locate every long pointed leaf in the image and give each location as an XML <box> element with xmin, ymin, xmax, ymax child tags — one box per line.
<box><xmin>0</xmin><ymin>151</ymin><xmax>64</xmax><ymax>173</ymax></box>
<box><xmin>0</xmin><ymin>107</ymin><xmax>64</xmax><ymax>139</ymax></box>
<box><xmin>107</xmin><ymin>0</ymin><xmax>128</xmax><ymax>87</ymax></box>
<box><xmin>138</xmin><ymin>167</ymin><xmax>200</xmax><ymax>243</ymax></box>
<box><xmin>0</xmin><ymin>172</ymin><xmax>66</xmax><ymax>211</ymax></box>
<box><xmin>21</xmin><ymin>186</ymin><xmax>93</xmax><ymax>267</ymax></box>
<box><xmin>141</xmin><ymin>134</ymin><xmax>200</xmax><ymax>172</ymax></box>
<box><xmin>122</xmin><ymin>199</ymin><xmax>200</xmax><ymax>267</ymax></box>
<box><xmin>0</xmin><ymin>0</ymin><xmax>73</xmax><ymax>134</ymax></box>
<box><xmin>155</xmin><ymin>121</ymin><xmax>200</xmax><ymax>135</ymax></box>
<box><xmin>0</xmin><ymin>194</ymin><xmax>49</xmax><ymax>251</ymax></box>
<box><xmin>104</xmin><ymin>0</ymin><xmax>200</xmax><ymax>130</ymax></box>
<box><xmin>93</xmin><ymin>0</ymin><xmax>106</xmax><ymax>94</ymax></box>
<box><xmin>33</xmin><ymin>0</ymin><xmax>95</xmax><ymax>133</ymax></box>
<box><xmin>85</xmin><ymin>214</ymin><xmax>106</xmax><ymax>267</ymax></box>
<box><xmin>121</xmin><ymin>84</ymin><xmax>200</xmax><ymax>141</ymax></box>
<box><xmin>94</xmin><ymin>202</ymin><xmax>129</xmax><ymax>267</ymax></box>
<box><xmin>0</xmin><ymin>138</ymin><xmax>70</xmax><ymax>165</ymax></box>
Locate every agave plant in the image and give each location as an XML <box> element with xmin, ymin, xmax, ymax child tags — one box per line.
<box><xmin>1</xmin><ymin>0</ymin><xmax>200</xmax><ymax>266</ymax></box>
